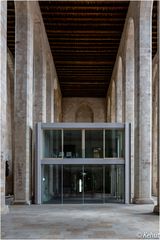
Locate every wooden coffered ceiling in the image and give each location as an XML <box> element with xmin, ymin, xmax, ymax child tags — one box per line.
<box><xmin>7</xmin><ymin>1</ymin><xmax>158</xmax><ymax>98</ymax></box>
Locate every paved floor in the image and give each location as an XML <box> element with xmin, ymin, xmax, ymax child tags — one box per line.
<box><xmin>1</xmin><ymin>204</ymin><xmax>159</xmax><ymax>239</ymax></box>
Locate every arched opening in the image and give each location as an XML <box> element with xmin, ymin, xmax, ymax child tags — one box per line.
<box><xmin>116</xmin><ymin>56</ymin><xmax>123</xmax><ymax>122</ymax></box>
<box><xmin>75</xmin><ymin>104</ymin><xmax>94</xmax><ymax>122</ymax></box>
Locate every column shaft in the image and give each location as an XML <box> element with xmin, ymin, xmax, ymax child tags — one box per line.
<box><xmin>133</xmin><ymin>3</ymin><xmax>153</xmax><ymax>204</ymax></box>
<box><xmin>14</xmin><ymin>2</ymin><xmax>31</xmax><ymax>204</ymax></box>
<box><xmin>153</xmin><ymin>1</ymin><xmax>160</xmax><ymax>214</ymax></box>
<box><xmin>0</xmin><ymin>1</ymin><xmax>9</xmax><ymax>213</ymax></box>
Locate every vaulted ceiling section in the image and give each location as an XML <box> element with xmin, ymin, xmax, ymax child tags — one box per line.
<box><xmin>7</xmin><ymin>1</ymin><xmax>158</xmax><ymax>98</ymax></box>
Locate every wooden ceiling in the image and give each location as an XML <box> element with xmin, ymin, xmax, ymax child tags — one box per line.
<box><xmin>7</xmin><ymin>1</ymin><xmax>157</xmax><ymax>98</ymax></box>
<box><xmin>39</xmin><ymin>1</ymin><xmax>129</xmax><ymax>97</ymax></box>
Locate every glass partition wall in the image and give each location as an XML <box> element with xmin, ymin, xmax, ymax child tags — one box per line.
<box><xmin>36</xmin><ymin>123</ymin><xmax>130</xmax><ymax>204</ymax></box>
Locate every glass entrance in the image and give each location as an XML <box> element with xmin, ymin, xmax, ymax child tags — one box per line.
<box><xmin>84</xmin><ymin>165</ymin><xmax>103</xmax><ymax>203</ymax></box>
<box><xmin>41</xmin><ymin>164</ymin><xmax>124</xmax><ymax>204</ymax></box>
<box><xmin>63</xmin><ymin>165</ymin><xmax>83</xmax><ymax>204</ymax></box>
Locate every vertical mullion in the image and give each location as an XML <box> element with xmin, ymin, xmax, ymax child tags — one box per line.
<box><xmin>61</xmin><ymin>165</ymin><xmax>63</xmax><ymax>204</ymax></box>
<box><xmin>103</xmin><ymin>165</ymin><xmax>105</xmax><ymax>203</ymax></box>
<box><xmin>82</xmin><ymin>165</ymin><xmax>84</xmax><ymax>204</ymax></box>
<box><xmin>82</xmin><ymin>129</ymin><xmax>85</xmax><ymax>158</ymax></box>
<box><xmin>62</xmin><ymin>129</ymin><xmax>64</xmax><ymax>158</ymax></box>
<box><xmin>103</xmin><ymin>129</ymin><xmax>105</xmax><ymax>158</ymax></box>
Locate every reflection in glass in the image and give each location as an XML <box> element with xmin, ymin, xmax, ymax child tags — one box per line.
<box><xmin>104</xmin><ymin>165</ymin><xmax>124</xmax><ymax>203</ymax></box>
<box><xmin>64</xmin><ymin>130</ymin><xmax>82</xmax><ymax>158</ymax></box>
<box><xmin>63</xmin><ymin>165</ymin><xmax>83</xmax><ymax>203</ymax></box>
<box><xmin>43</xmin><ymin>130</ymin><xmax>62</xmax><ymax>158</ymax></box>
<box><xmin>41</xmin><ymin>165</ymin><xmax>62</xmax><ymax>203</ymax></box>
<box><xmin>105</xmin><ymin>130</ymin><xmax>124</xmax><ymax>158</ymax></box>
<box><xmin>84</xmin><ymin>165</ymin><xmax>103</xmax><ymax>203</ymax></box>
<box><xmin>41</xmin><ymin>164</ymin><xmax>125</xmax><ymax>204</ymax></box>
<box><xmin>85</xmin><ymin>130</ymin><xmax>103</xmax><ymax>158</ymax></box>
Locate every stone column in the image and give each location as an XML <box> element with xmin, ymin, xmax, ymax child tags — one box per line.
<box><xmin>116</xmin><ymin>57</ymin><xmax>123</xmax><ymax>123</ymax></box>
<box><xmin>33</xmin><ymin>22</ymin><xmax>46</xmax><ymax>124</ymax></box>
<box><xmin>133</xmin><ymin>2</ymin><xmax>153</xmax><ymax>204</ymax></box>
<box><xmin>110</xmin><ymin>81</ymin><xmax>116</xmax><ymax>122</ymax></box>
<box><xmin>107</xmin><ymin>97</ymin><xmax>111</xmax><ymax>122</ymax></box>
<box><xmin>153</xmin><ymin>1</ymin><xmax>160</xmax><ymax>214</ymax></box>
<box><xmin>14</xmin><ymin>1</ymin><xmax>32</xmax><ymax>204</ymax></box>
<box><xmin>152</xmin><ymin>60</ymin><xmax>158</xmax><ymax>196</ymax></box>
<box><xmin>0</xmin><ymin>1</ymin><xmax>9</xmax><ymax>213</ymax></box>
<box><xmin>124</xmin><ymin>18</ymin><xmax>135</xmax><ymax>200</ymax></box>
<box><xmin>46</xmin><ymin>61</ymin><xmax>52</xmax><ymax>122</ymax></box>
<box><xmin>32</xmin><ymin>21</ymin><xmax>46</xmax><ymax>202</ymax></box>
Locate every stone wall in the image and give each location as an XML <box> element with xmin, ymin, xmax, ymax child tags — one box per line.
<box><xmin>62</xmin><ymin>98</ymin><xmax>106</xmax><ymax>122</ymax></box>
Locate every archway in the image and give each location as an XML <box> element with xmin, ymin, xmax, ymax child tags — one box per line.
<box><xmin>75</xmin><ymin>104</ymin><xmax>94</xmax><ymax>122</ymax></box>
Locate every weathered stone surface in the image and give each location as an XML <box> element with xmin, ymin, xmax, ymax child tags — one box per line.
<box><xmin>0</xmin><ymin>1</ymin><xmax>9</xmax><ymax>214</ymax></box>
<box><xmin>62</xmin><ymin>98</ymin><xmax>106</xmax><ymax>122</ymax></box>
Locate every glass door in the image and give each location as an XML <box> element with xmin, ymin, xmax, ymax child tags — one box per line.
<box><xmin>84</xmin><ymin>165</ymin><xmax>103</xmax><ymax>203</ymax></box>
<box><xmin>63</xmin><ymin>165</ymin><xmax>83</xmax><ymax>204</ymax></box>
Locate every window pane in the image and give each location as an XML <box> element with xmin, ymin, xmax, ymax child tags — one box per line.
<box><xmin>105</xmin><ymin>130</ymin><xmax>124</xmax><ymax>158</ymax></box>
<box><xmin>105</xmin><ymin>165</ymin><xmax>124</xmax><ymax>203</ymax></box>
<box><xmin>63</xmin><ymin>165</ymin><xmax>83</xmax><ymax>203</ymax></box>
<box><xmin>85</xmin><ymin>130</ymin><xmax>103</xmax><ymax>158</ymax></box>
<box><xmin>64</xmin><ymin>130</ymin><xmax>82</xmax><ymax>158</ymax></box>
<box><xmin>41</xmin><ymin>165</ymin><xmax>62</xmax><ymax>204</ymax></box>
<box><xmin>43</xmin><ymin>130</ymin><xmax>62</xmax><ymax>158</ymax></box>
<box><xmin>84</xmin><ymin>165</ymin><xmax>103</xmax><ymax>203</ymax></box>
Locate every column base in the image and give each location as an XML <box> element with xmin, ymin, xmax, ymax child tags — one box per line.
<box><xmin>132</xmin><ymin>197</ymin><xmax>154</xmax><ymax>204</ymax></box>
<box><xmin>14</xmin><ymin>200</ymin><xmax>31</xmax><ymax>205</ymax></box>
<box><xmin>153</xmin><ymin>205</ymin><xmax>159</xmax><ymax>215</ymax></box>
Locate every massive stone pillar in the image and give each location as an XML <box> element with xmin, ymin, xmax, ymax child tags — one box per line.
<box><xmin>153</xmin><ymin>1</ymin><xmax>160</xmax><ymax>214</ymax></box>
<box><xmin>0</xmin><ymin>1</ymin><xmax>8</xmax><ymax>213</ymax></box>
<box><xmin>133</xmin><ymin>2</ymin><xmax>153</xmax><ymax>204</ymax></box>
<box><xmin>14</xmin><ymin>2</ymin><xmax>32</xmax><ymax>204</ymax></box>
<box><xmin>32</xmin><ymin>21</ymin><xmax>46</xmax><ymax>201</ymax></box>
<box><xmin>107</xmin><ymin>97</ymin><xmax>111</xmax><ymax>122</ymax></box>
<box><xmin>125</xmin><ymin>18</ymin><xmax>135</xmax><ymax>200</ymax></box>
<box><xmin>46</xmin><ymin>60</ymin><xmax>53</xmax><ymax>122</ymax></box>
<box><xmin>110</xmin><ymin>81</ymin><xmax>116</xmax><ymax>122</ymax></box>
<box><xmin>116</xmin><ymin>57</ymin><xmax>123</xmax><ymax>122</ymax></box>
<box><xmin>33</xmin><ymin>22</ymin><xmax>46</xmax><ymax>124</ymax></box>
<box><xmin>152</xmin><ymin>58</ymin><xmax>158</xmax><ymax>196</ymax></box>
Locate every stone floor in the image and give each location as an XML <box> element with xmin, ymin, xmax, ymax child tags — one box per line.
<box><xmin>1</xmin><ymin>203</ymin><xmax>159</xmax><ymax>239</ymax></box>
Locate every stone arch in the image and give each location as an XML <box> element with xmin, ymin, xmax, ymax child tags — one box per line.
<box><xmin>75</xmin><ymin>104</ymin><xmax>94</xmax><ymax>122</ymax></box>
<box><xmin>116</xmin><ymin>56</ymin><xmax>123</xmax><ymax>122</ymax></box>
<box><xmin>125</xmin><ymin>17</ymin><xmax>135</xmax><ymax>200</ymax></box>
